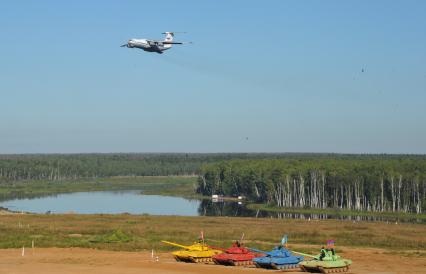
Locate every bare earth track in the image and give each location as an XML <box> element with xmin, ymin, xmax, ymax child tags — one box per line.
<box><xmin>0</xmin><ymin>247</ymin><xmax>424</xmax><ymax>274</ymax></box>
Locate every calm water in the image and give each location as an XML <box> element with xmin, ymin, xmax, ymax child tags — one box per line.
<box><xmin>0</xmin><ymin>191</ymin><xmax>423</xmax><ymax>223</ymax></box>
<box><xmin>0</xmin><ymin>191</ymin><xmax>200</xmax><ymax>215</ymax></box>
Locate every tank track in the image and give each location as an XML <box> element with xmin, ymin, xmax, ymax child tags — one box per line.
<box><xmin>190</xmin><ymin>257</ymin><xmax>213</xmax><ymax>263</ymax></box>
<box><xmin>271</xmin><ymin>263</ymin><xmax>300</xmax><ymax>270</ymax></box>
<box><xmin>318</xmin><ymin>266</ymin><xmax>350</xmax><ymax>273</ymax></box>
<box><xmin>230</xmin><ymin>260</ymin><xmax>255</xmax><ymax>266</ymax></box>
<box><xmin>174</xmin><ymin>256</ymin><xmax>213</xmax><ymax>263</ymax></box>
<box><xmin>300</xmin><ymin>265</ymin><xmax>350</xmax><ymax>273</ymax></box>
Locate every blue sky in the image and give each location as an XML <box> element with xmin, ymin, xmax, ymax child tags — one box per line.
<box><xmin>1</xmin><ymin>0</ymin><xmax>425</xmax><ymax>154</ymax></box>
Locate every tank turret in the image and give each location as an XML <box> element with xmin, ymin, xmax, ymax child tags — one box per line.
<box><xmin>251</xmin><ymin>235</ymin><xmax>304</xmax><ymax>270</ymax></box>
<box><xmin>161</xmin><ymin>239</ymin><xmax>222</xmax><ymax>263</ymax></box>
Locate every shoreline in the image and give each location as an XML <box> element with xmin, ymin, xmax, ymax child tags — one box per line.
<box><xmin>246</xmin><ymin>203</ymin><xmax>426</xmax><ymax>220</ymax></box>
<box><xmin>0</xmin><ymin>206</ymin><xmax>19</xmax><ymax>215</ymax></box>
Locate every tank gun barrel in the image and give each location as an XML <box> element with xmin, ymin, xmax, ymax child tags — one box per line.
<box><xmin>208</xmin><ymin>245</ymin><xmax>226</xmax><ymax>251</ymax></box>
<box><xmin>248</xmin><ymin>247</ymin><xmax>268</xmax><ymax>254</ymax></box>
<box><xmin>292</xmin><ymin>251</ymin><xmax>317</xmax><ymax>258</ymax></box>
<box><xmin>161</xmin><ymin>240</ymin><xmax>190</xmax><ymax>250</ymax></box>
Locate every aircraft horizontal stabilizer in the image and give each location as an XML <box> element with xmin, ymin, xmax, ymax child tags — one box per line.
<box><xmin>163</xmin><ymin>41</ymin><xmax>192</xmax><ymax>45</ymax></box>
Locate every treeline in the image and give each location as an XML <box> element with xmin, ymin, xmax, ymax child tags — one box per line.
<box><xmin>197</xmin><ymin>157</ymin><xmax>426</xmax><ymax>214</ymax></box>
<box><xmin>0</xmin><ymin>153</ymin><xmax>312</xmax><ymax>182</ymax></box>
<box><xmin>2</xmin><ymin>153</ymin><xmax>426</xmax><ymax>214</ymax></box>
<box><xmin>0</xmin><ymin>153</ymin><xmax>215</xmax><ymax>181</ymax></box>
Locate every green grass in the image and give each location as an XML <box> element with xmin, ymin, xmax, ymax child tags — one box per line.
<box><xmin>0</xmin><ymin>214</ymin><xmax>425</xmax><ymax>254</ymax></box>
<box><xmin>89</xmin><ymin>229</ymin><xmax>132</xmax><ymax>243</ymax></box>
<box><xmin>247</xmin><ymin>203</ymin><xmax>426</xmax><ymax>220</ymax></box>
<box><xmin>0</xmin><ymin>176</ymin><xmax>198</xmax><ymax>201</ymax></box>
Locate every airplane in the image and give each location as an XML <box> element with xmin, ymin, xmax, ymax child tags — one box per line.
<box><xmin>120</xmin><ymin>32</ymin><xmax>190</xmax><ymax>54</ymax></box>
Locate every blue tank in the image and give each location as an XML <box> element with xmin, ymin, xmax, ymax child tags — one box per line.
<box><xmin>251</xmin><ymin>246</ymin><xmax>304</xmax><ymax>270</ymax></box>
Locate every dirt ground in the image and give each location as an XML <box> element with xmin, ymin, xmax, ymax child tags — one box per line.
<box><xmin>0</xmin><ymin>247</ymin><xmax>424</xmax><ymax>274</ymax></box>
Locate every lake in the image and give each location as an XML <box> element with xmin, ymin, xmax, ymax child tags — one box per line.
<box><xmin>0</xmin><ymin>191</ymin><xmax>423</xmax><ymax>223</ymax></box>
<box><xmin>0</xmin><ymin>191</ymin><xmax>200</xmax><ymax>215</ymax></box>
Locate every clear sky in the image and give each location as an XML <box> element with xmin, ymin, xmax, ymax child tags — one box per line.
<box><xmin>1</xmin><ymin>0</ymin><xmax>425</xmax><ymax>154</ymax></box>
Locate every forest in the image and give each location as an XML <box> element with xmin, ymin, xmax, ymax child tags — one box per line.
<box><xmin>196</xmin><ymin>156</ymin><xmax>426</xmax><ymax>214</ymax></box>
<box><xmin>1</xmin><ymin>153</ymin><xmax>425</xmax><ymax>214</ymax></box>
<box><xmin>0</xmin><ymin>153</ymin><xmax>304</xmax><ymax>181</ymax></box>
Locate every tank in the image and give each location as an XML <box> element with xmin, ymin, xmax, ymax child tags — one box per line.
<box><xmin>251</xmin><ymin>246</ymin><xmax>304</xmax><ymax>270</ymax></box>
<box><xmin>250</xmin><ymin>235</ymin><xmax>303</xmax><ymax>270</ymax></box>
<box><xmin>211</xmin><ymin>241</ymin><xmax>263</xmax><ymax>266</ymax></box>
<box><xmin>295</xmin><ymin>247</ymin><xmax>352</xmax><ymax>273</ymax></box>
<box><xmin>161</xmin><ymin>240</ymin><xmax>222</xmax><ymax>263</ymax></box>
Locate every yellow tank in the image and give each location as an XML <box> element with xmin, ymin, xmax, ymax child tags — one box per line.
<box><xmin>161</xmin><ymin>240</ymin><xmax>223</xmax><ymax>263</ymax></box>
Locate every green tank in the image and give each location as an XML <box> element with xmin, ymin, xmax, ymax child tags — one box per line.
<box><xmin>294</xmin><ymin>248</ymin><xmax>352</xmax><ymax>273</ymax></box>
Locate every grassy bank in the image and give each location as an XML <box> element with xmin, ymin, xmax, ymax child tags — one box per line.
<box><xmin>247</xmin><ymin>203</ymin><xmax>426</xmax><ymax>220</ymax></box>
<box><xmin>0</xmin><ymin>176</ymin><xmax>198</xmax><ymax>201</ymax></box>
<box><xmin>0</xmin><ymin>214</ymin><xmax>425</xmax><ymax>255</ymax></box>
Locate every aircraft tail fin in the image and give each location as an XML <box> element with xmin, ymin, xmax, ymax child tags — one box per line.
<box><xmin>162</xmin><ymin>32</ymin><xmax>174</xmax><ymax>49</ymax></box>
<box><xmin>161</xmin><ymin>32</ymin><xmax>189</xmax><ymax>49</ymax></box>
<box><xmin>163</xmin><ymin>32</ymin><xmax>174</xmax><ymax>42</ymax></box>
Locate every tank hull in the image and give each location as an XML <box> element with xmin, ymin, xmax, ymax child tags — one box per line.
<box><xmin>212</xmin><ymin>253</ymin><xmax>258</xmax><ymax>266</ymax></box>
<box><xmin>300</xmin><ymin>259</ymin><xmax>352</xmax><ymax>273</ymax></box>
<box><xmin>253</xmin><ymin>257</ymin><xmax>302</xmax><ymax>270</ymax></box>
<box><xmin>251</xmin><ymin>247</ymin><xmax>304</xmax><ymax>270</ymax></box>
<box><xmin>172</xmin><ymin>250</ymin><xmax>222</xmax><ymax>263</ymax></box>
<box><xmin>212</xmin><ymin>246</ymin><xmax>262</xmax><ymax>266</ymax></box>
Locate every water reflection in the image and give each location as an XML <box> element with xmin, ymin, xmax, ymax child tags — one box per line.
<box><xmin>198</xmin><ymin>199</ymin><xmax>258</xmax><ymax>217</ymax></box>
<box><xmin>0</xmin><ymin>191</ymin><xmax>423</xmax><ymax>223</ymax></box>
<box><xmin>197</xmin><ymin>200</ymin><xmax>425</xmax><ymax>223</ymax></box>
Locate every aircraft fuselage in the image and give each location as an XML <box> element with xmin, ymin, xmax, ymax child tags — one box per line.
<box><xmin>126</xmin><ymin>39</ymin><xmax>169</xmax><ymax>54</ymax></box>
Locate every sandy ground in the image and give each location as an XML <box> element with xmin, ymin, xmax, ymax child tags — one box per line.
<box><xmin>0</xmin><ymin>247</ymin><xmax>424</xmax><ymax>274</ymax></box>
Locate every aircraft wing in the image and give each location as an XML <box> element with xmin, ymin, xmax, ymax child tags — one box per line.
<box><xmin>162</xmin><ymin>42</ymin><xmax>184</xmax><ymax>44</ymax></box>
<box><xmin>146</xmin><ymin>40</ymin><xmax>162</xmax><ymax>46</ymax></box>
<box><xmin>147</xmin><ymin>40</ymin><xmax>188</xmax><ymax>45</ymax></box>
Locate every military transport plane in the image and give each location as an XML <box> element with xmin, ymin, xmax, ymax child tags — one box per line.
<box><xmin>120</xmin><ymin>32</ymin><xmax>190</xmax><ymax>54</ymax></box>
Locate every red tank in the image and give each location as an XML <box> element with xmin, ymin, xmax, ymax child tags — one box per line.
<box><xmin>212</xmin><ymin>241</ymin><xmax>263</xmax><ymax>266</ymax></box>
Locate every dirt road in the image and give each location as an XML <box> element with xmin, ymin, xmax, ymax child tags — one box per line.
<box><xmin>0</xmin><ymin>247</ymin><xmax>424</xmax><ymax>274</ymax></box>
